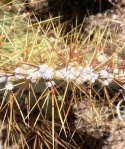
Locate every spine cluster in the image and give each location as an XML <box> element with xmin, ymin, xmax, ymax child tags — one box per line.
<box><xmin>0</xmin><ymin>62</ymin><xmax>124</xmax><ymax>90</ymax></box>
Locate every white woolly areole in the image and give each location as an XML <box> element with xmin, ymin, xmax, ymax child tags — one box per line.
<box><xmin>14</xmin><ymin>67</ymin><xmax>26</xmax><ymax>74</ymax></box>
<box><xmin>14</xmin><ymin>67</ymin><xmax>26</xmax><ymax>79</ymax></box>
<box><xmin>39</xmin><ymin>64</ymin><xmax>54</xmax><ymax>79</ymax></box>
<box><xmin>99</xmin><ymin>70</ymin><xmax>109</xmax><ymax>78</ymax></box>
<box><xmin>56</xmin><ymin>65</ymin><xmax>98</xmax><ymax>84</ymax></box>
<box><xmin>0</xmin><ymin>73</ymin><xmax>7</xmax><ymax>83</ymax></box>
<box><xmin>113</xmin><ymin>68</ymin><xmax>119</xmax><ymax>74</ymax></box>
<box><xmin>56</xmin><ymin>66</ymin><xmax>76</xmax><ymax>82</ymax></box>
<box><xmin>45</xmin><ymin>80</ymin><xmax>55</xmax><ymax>87</ymax></box>
<box><xmin>5</xmin><ymin>82</ymin><xmax>14</xmax><ymax>90</ymax></box>
<box><xmin>39</xmin><ymin>64</ymin><xmax>49</xmax><ymax>73</ymax></box>
<box><xmin>27</xmin><ymin>71</ymin><xmax>42</xmax><ymax>83</ymax></box>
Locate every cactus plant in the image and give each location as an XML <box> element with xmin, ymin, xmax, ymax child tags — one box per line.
<box><xmin>0</xmin><ymin>0</ymin><xmax>125</xmax><ymax>149</ymax></box>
